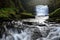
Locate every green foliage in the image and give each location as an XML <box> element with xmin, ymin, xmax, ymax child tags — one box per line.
<box><xmin>49</xmin><ymin>8</ymin><xmax>60</xmax><ymax>22</ymax></box>
<box><xmin>49</xmin><ymin>8</ymin><xmax>60</xmax><ymax>18</ymax></box>
<box><xmin>0</xmin><ymin>8</ymin><xmax>18</xmax><ymax>20</ymax></box>
<box><xmin>0</xmin><ymin>8</ymin><xmax>34</xmax><ymax>21</ymax></box>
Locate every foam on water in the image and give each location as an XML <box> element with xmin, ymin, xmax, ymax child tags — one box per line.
<box><xmin>0</xmin><ymin>28</ymin><xmax>33</xmax><ymax>40</ymax></box>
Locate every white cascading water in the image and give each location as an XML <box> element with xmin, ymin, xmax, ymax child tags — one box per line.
<box><xmin>0</xmin><ymin>5</ymin><xmax>60</xmax><ymax>40</ymax></box>
<box><xmin>35</xmin><ymin>5</ymin><xmax>49</xmax><ymax>24</ymax></box>
<box><xmin>0</xmin><ymin>25</ymin><xmax>33</xmax><ymax>40</ymax></box>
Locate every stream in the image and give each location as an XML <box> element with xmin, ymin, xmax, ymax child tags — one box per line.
<box><xmin>0</xmin><ymin>5</ymin><xmax>60</xmax><ymax>40</ymax></box>
<box><xmin>0</xmin><ymin>21</ymin><xmax>60</xmax><ymax>40</ymax></box>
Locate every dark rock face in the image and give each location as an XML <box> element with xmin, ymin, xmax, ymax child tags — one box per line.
<box><xmin>20</xmin><ymin>0</ymin><xmax>49</xmax><ymax>13</ymax></box>
<box><xmin>20</xmin><ymin>0</ymin><xmax>60</xmax><ymax>13</ymax></box>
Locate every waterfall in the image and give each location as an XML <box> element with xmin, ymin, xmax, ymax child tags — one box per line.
<box><xmin>35</xmin><ymin>5</ymin><xmax>49</xmax><ymax>24</ymax></box>
<box><xmin>36</xmin><ymin>5</ymin><xmax>49</xmax><ymax>16</ymax></box>
<box><xmin>0</xmin><ymin>5</ymin><xmax>60</xmax><ymax>40</ymax></box>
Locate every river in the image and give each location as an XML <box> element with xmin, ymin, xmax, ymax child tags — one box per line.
<box><xmin>0</xmin><ymin>21</ymin><xmax>60</xmax><ymax>40</ymax></box>
<box><xmin>0</xmin><ymin>5</ymin><xmax>60</xmax><ymax>40</ymax></box>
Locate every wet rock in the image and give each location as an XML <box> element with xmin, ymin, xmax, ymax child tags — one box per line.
<box><xmin>31</xmin><ymin>28</ymin><xmax>42</xmax><ymax>40</ymax></box>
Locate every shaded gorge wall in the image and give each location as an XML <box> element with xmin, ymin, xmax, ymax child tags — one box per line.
<box><xmin>20</xmin><ymin>0</ymin><xmax>60</xmax><ymax>13</ymax></box>
<box><xmin>20</xmin><ymin>0</ymin><xmax>49</xmax><ymax>13</ymax></box>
